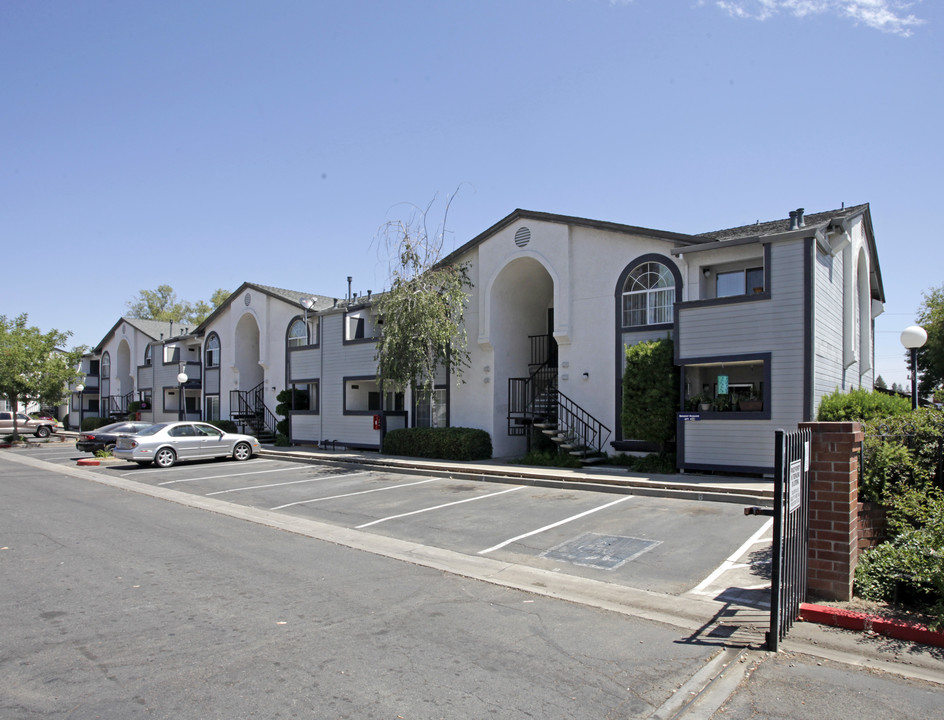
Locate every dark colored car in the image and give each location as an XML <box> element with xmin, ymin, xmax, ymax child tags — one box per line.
<box><xmin>76</xmin><ymin>421</ymin><xmax>154</xmax><ymax>453</ymax></box>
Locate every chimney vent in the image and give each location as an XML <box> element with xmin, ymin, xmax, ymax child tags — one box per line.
<box><xmin>789</xmin><ymin>211</ymin><xmax>798</xmax><ymax>231</ymax></box>
<box><xmin>796</xmin><ymin>208</ymin><xmax>805</xmax><ymax>227</ymax></box>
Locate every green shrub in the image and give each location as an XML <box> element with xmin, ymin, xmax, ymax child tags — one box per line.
<box><xmin>860</xmin><ymin>408</ymin><xmax>944</xmax><ymax>503</ymax></box>
<box><xmin>621</xmin><ymin>338</ymin><xmax>678</xmax><ymax>448</ymax></box>
<box><xmin>607</xmin><ymin>452</ymin><xmax>677</xmax><ymax>474</ymax></box>
<box><xmin>80</xmin><ymin>416</ymin><xmax>113</xmax><ymax>431</ymax></box>
<box><xmin>274</xmin><ymin>433</ymin><xmax>291</xmax><ymax>447</ymax></box>
<box><xmin>855</xmin><ymin>482</ymin><xmax>944</xmax><ymax>628</ymax></box>
<box><xmin>275</xmin><ymin>388</ymin><xmax>308</xmax><ymax>441</ymax></box>
<box><xmin>817</xmin><ymin>387</ymin><xmax>911</xmax><ymax>422</ymax></box>
<box><xmin>211</xmin><ymin>420</ymin><xmax>239</xmax><ymax>434</ymax></box>
<box><xmin>382</xmin><ymin>427</ymin><xmax>492</xmax><ymax>461</ymax></box>
<box><xmin>512</xmin><ymin>449</ymin><xmax>583</xmax><ymax>468</ymax></box>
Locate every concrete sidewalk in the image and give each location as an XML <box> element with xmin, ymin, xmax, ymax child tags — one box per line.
<box><xmin>258</xmin><ymin>445</ymin><xmax>775</xmax><ymax>505</ymax></box>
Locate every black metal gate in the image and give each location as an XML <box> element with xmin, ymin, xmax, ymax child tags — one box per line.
<box><xmin>767</xmin><ymin>427</ymin><xmax>812</xmax><ymax>651</ymax></box>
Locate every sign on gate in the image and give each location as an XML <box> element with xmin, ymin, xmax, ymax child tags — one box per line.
<box><xmin>767</xmin><ymin>427</ymin><xmax>812</xmax><ymax>651</ymax></box>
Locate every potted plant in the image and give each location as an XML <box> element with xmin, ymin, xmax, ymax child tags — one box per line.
<box><xmin>686</xmin><ymin>393</ymin><xmax>713</xmax><ymax>412</ymax></box>
<box><xmin>738</xmin><ymin>393</ymin><xmax>763</xmax><ymax>412</ymax></box>
<box><xmin>713</xmin><ymin>394</ymin><xmax>732</xmax><ymax>412</ymax></box>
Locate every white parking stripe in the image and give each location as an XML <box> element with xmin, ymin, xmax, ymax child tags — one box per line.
<box><xmin>156</xmin><ymin>465</ymin><xmax>300</xmax><ymax>486</ymax></box>
<box><xmin>687</xmin><ymin>517</ymin><xmax>773</xmax><ymax>596</ymax></box>
<box><xmin>207</xmin><ymin>471</ymin><xmax>369</xmax><ymax>496</ymax></box>
<box><xmin>270</xmin><ymin>477</ymin><xmax>439</xmax><ymax>510</ymax></box>
<box><xmin>477</xmin><ymin>496</ymin><xmax>633</xmax><ymax>555</ymax></box>
<box><xmin>120</xmin><ymin>458</ymin><xmax>276</xmax><ymax>477</ymax></box>
<box><xmin>356</xmin><ymin>485</ymin><xmax>524</xmax><ymax>528</ymax></box>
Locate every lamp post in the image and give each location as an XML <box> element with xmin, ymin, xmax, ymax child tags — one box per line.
<box><xmin>900</xmin><ymin>325</ymin><xmax>928</xmax><ymax>410</ymax></box>
<box><xmin>75</xmin><ymin>382</ymin><xmax>85</xmax><ymax>430</ymax></box>
<box><xmin>177</xmin><ymin>369</ymin><xmax>189</xmax><ymax>421</ymax></box>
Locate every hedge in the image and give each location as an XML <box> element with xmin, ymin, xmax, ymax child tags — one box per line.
<box><xmin>80</xmin><ymin>416</ymin><xmax>114</xmax><ymax>431</ymax></box>
<box><xmin>817</xmin><ymin>386</ymin><xmax>911</xmax><ymax>422</ymax></box>
<box><xmin>382</xmin><ymin>427</ymin><xmax>492</xmax><ymax>461</ymax></box>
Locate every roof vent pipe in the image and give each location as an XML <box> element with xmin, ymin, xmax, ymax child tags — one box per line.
<box><xmin>796</xmin><ymin>208</ymin><xmax>805</xmax><ymax>227</ymax></box>
<box><xmin>789</xmin><ymin>211</ymin><xmax>798</xmax><ymax>231</ymax></box>
<box><xmin>347</xmin><ymin>276</ymin><xmax>352</xmax><ymax>301</ymax></box>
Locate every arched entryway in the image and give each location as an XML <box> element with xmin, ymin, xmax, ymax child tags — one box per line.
<box><xmin>116</xmin><ymin>339</ymin><xmax>134</xmax><ymax>412</ymax></box>
<box><xmin>488</xmin><ymin>256</ymin><xmax>555</xmax><ymax>457</ymax></box>
<box><xmin>234</xmin><ymin>312</ymin><xmax>263</xmax><ymax>392</ymax></box>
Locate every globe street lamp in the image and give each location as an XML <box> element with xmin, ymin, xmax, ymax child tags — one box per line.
<box><xmin>177</xmin><ymin>370</ymin><xmax>189</xmax><ymax>421</ymax></box>
<box><xmin>75</xmin><ymin>382</ymin><xmax>85</xmax><ymax>430</ymax></box>
<box><xmin>900</xmin><ymin>325</ymin><xmax>928</xmax><ymax>410</ymax></box>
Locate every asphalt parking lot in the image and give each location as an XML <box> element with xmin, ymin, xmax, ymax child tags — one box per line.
<box><xmin>12</xmin><ymin>440</ymin><xmax>774</xmax><ymax>604</ymax></box>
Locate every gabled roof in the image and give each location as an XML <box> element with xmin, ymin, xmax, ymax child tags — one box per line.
<box><xmin>696</xmin><ymin>203</ymin><xmax>871</xmax><ymax>243</ymax></box>
<box><xmin>439</xmin><ymin>208</ymin><xmax>706</xmax><ymax>266</ymax></box>
<box><xmin>194</xmin><ymin>281</ymin><xmax>338</xmax><ymax>333</ymax></box>
<box><xmin>92</xmin><ymin>316</ymin><xmax>188</xmax><ymax>353</ymax></box>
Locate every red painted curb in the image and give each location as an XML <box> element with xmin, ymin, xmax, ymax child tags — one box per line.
<box><xmin>800</xmin><ymin>603</ymin><xmax>944</xmax><ymax>648</ymax></box>
<box><xmin>76</xmin><ymin>458</ymin><xmax>101</xmax><ymax>466</ymax></box>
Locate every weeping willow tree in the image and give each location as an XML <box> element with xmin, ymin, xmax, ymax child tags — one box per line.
<box><xmin>373</xmin><ymin>196</ymin><xmax>472</xmax><ymax>399</ymax></box>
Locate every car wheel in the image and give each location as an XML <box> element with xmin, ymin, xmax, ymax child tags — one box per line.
<box><xmin>36</xmin><ymin>426</ymin><xmax>50</xmax><ymax>438</ymax></box>
<box><xmin>155</xmin><ymin>447</ymin><xmax>177</xmax><ymax>468</ymax></box>
<box><xmin>232</xmin><ymin>442</ymin><xmax>252</xmax><ymax>461</ymax></box>
<box><xmin>104</xmin><ymin>443</ymin><xmax>116</xmax><ymax>453</ymax></box>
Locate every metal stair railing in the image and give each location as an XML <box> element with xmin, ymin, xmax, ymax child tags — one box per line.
<box><xmin>554</xmin><ymin>388</ymin><xmax>611</xmax><ymax>456</ymax></box>
<box><xmin>230</xmin><ymin>382</ymin><xmax>278</xmax><ymax>437</ymax></box>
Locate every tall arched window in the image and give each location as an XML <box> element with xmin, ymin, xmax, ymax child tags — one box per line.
<box><xmin>144</xmin><ymin>345</ymin><xmax>152</xmax><ymax>366</ymax></box>
<box><xmin>287</xmin><ymin>318</ymin><xmax>308</xmax><ymax>348</ymax></box>
<box><xmin>205</xmin><ymin>333</ymin><xmax>221</xmax><ymax>368</ymax></box>
<box><xmin>621</xmin><ymin>261</ymin><xmax>677</xmax><ymax>327</ymax></box>
<box><xmin>101</xmin><ymin>352</ymin><xmax>111</xmax><ymax>379</ymax></box>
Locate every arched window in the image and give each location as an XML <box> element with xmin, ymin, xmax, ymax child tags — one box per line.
<box><xmin>287</xmin><ymin>318</ymin><xmax>308</xmax><ymax>348</ymax></box>
<box><xmin>621</xmin><ymin>261</ymin><xmax>676</xmax><ymax>327</ymax></box>
<box><xmin>205</xmin><ymin>333</ymin><xmax>220</xmax><ymax>368</ymax></box>
<box><xmin>144</xmin><ymin>345</ymin><xmax>152</xmax><ymax>367</ymax></box>
<box><xmin>101</xmin><ymin>352</ymin><xmax>111</xmax><ymax>378</ymax></box>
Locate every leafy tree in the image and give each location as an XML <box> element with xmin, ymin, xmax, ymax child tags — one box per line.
<box><xmin>621</xmin><ymin>338</ymin><xmax>678</xmax><ymax>448</ymax></box>
<box><xmin>188</xmin><ymin>288</ymin><xmax>231</xmax><ymax>324</ymax></box>
<box><xmin>126</xmin><ymin>284</ymin><xmax>190</xmax><ymax>322</ymax></box>
<box><xmin>126</xmin><ymin>285</ymin><xmax>230</xmax><ymax>325</ymax></box>
<box><xmin>892</xmin><ymin>382</ymin><xmax>904</xmax><ymax>393</ymax></box>
<box><xmin>914</xmin><ymin>284</ymin><xmax>944</xmax><ymax>398</ymax></box>
<box><xmin>874</xmin><ymin>375</ymin><xmax>887</xmax><ymax>389</ymax></box>
<box><xmin>373</xmin><ymin>198</ymin><xmax>472</xmax><ymax>397</ymax></box>
<box><xmin>0</xmin><ymin>314</ymin><xmax>85</xmax><ymax>439</ymax></box>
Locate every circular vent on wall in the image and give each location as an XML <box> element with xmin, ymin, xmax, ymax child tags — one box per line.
<box><xmin>514</xmin><ymin>226</ymin><xmax>531</xmax><ymax>248</ymax></box>
<box><xmin>244</xmin><ymin>293</ymin><xmax>252</xmax><ymax>306</ymax></box>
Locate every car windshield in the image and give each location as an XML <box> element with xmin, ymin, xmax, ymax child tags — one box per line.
<box><xmin>136</xmin><ymin>423</ymin><xmax>168</xmax><ymax>437</ymax></box>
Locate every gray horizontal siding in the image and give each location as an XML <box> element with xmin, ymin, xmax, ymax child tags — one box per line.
<box><xmin>682</xmin><ymin>421</ymin><xmax>781</xmax><ymax>468</ymax></box>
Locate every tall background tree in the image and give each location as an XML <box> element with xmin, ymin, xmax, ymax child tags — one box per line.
<box><xmin>0</xmin><ymin>314</ymin><xmax>86</xmax><ymax>439</ymax></box>
<box><xmin>126</xmin><ymin>285</ymin><xmax>230</xmax><ymax>325</ymax></box>
<box><xmin>914</xmin><ymin>284</ymin><xmax>944</xmax><ymax>398</ymax></box>
<box><xmin>373</xmin><ymin>196</ymin><xmax>472</xmax><ymax>399</ymax></box>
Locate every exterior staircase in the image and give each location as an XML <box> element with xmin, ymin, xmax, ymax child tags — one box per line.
<box><xmin>230</xmin><ymin>382</ymin><xmax>278</xmax><ymax>443</ymax></box>
<box><xmin>507</xmin><ymin>334</ymin><xmax>610</xmax><ymax>465</ymax></box>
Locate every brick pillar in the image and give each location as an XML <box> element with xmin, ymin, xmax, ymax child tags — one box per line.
<box><xmin>799</xmin><ymin>421</ymin><xmax>864</xmax><ymax>601</ymax></box>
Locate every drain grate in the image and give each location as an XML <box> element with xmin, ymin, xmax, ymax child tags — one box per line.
<box><xmin>541</xmin><ymin>532</ymin><xmax>661</xmax><ymax>571</ymax></box>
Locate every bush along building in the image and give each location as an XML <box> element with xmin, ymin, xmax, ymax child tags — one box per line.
<box><xmin>71</xmin><ymin>204</ymin><xmax>883</xmax><ymax>474</ymax></box>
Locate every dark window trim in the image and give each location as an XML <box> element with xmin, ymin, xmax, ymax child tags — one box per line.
<box><xmin>411</xmin><ymin>383</ymin><xmax>449</xmax><ymax>428</ymax></box>
<box><xmin>341</xmin><ymin>311</ymin><xmax>378</xmax><ymax>346</ymax></box>
<box><xmin>286</xmin><ymin>315</ymin><xmax>319</xmax><ymax>349</ymax></box>
<box><xmin>342</xmin><ymin>374</ymin><xmax>378</xmax><ymax>416</ymax></box>
<box><xmin>613</xmin><ymin>253</ymin><xmax>682</xmax><ymax>440</ymax></box>
<box><xmin>205</xmin><ymin>331</ymin><xmax>221</xmax><ymax>368</ymax></box>
<box><xmin>616</xmin><ymin>253</ymin><xmax>683</xmax><ymax>331</ymax></box>
<box><xmin>289</xmin><ymin>378</ymin><xmax>321</xmax><ymax>415</ymax></box>
<box><xmin>677</xmin><ymin>351</ymin><xmax>772</xmax><ymax>420</ymax></box>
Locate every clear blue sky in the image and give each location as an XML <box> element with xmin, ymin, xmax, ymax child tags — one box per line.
<box><xmin>2</xmin><ymin>0</ymin><xmax>940</xmax><ymax>387</ymax></box>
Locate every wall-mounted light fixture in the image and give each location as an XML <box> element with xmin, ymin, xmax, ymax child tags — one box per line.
<box><xmin>703</xmin><ymin>267</ymin><xmax>711</xmax><ymax>278</ymax></box>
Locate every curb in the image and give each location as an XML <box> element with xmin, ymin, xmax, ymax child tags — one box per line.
<box><xmin>76</xmin><ymin>458</ymin><xmax>102</xmax><ymax>466</ymax></box>
<box><xmin>800</xmin><ymin>603</ymin><xmax>944</xmax><ymax>648</ymax></box>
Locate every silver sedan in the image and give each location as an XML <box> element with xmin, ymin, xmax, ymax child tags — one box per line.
<box><xmin>114</xmin><ymin>421</ymin><xmax>261</xmax><ymax>468</ymax></box>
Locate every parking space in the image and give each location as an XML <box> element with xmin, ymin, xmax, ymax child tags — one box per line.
<box><xmin>14</xmin><ymin>441</ymin><xmax>773</xmax><ymax>601</ymax></box>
